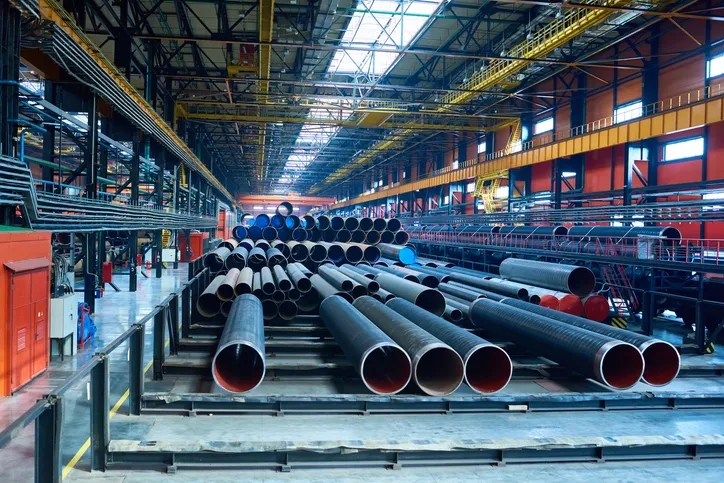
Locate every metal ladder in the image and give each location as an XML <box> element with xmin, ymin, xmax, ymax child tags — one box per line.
<box><xmin>601</xmin><ymin>241</ymin><xmax>641</xmax><ymax>316</ymax></box>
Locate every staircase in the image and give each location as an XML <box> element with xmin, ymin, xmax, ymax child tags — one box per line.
<box><xmin>600</xmin><ymin>240</ymin><xmax>641</xmax><ymax>316</ymax></box>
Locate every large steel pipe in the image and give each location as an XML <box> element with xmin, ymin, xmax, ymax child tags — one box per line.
<box><xmin>344</xmin><ymin>217</ymin><xmax>359</xmax><ymax>231</ymax></box>
<box><xmin>260</xmin><ymin>267</ymin><xmax>276</xmax><ymax>295</ymax></box>
<box><xmin>336</xmin><ymin>229</ymin><xmax>352</xmax><ymax>243</ymax></box>
<box><xmin>447</xmin><ymin>281</ymin><xmax>506</xmax><ymax>301</ymax></box>
<box><xmin>277</xmin><ymin>300</ymin><xmax>297</xmax><ymax>321</ymax></box>
<box><xmin>338</xmin><ymin>243</ymin><xmax>363</xmax><ymax>263</ymax></box>
<box><xmin>316</xmin><ymin>215</ymin><xmax>330</xmax><ymax>230</ymax></box>
<box><xmin>484</xmin><ymin>278</ymin><xmax>584</xmax><ymax>314</ymax></box>
<box><xmin>292</xmin><ymin>227</ymin><xmax>308</xmax><ymax>242</ymax></box>
<box><xmin>351</xmin><ymin>230</ymin><xmax>366</xmax><ymax>243</ymax></box>
<box><xmin>217</xmin><ymin>268</ymin><xmax>240</xmax><ymax>301</ymax></box>
<box><xmin>276</xmin><ymin>201</ymin><xmax>293</xmax><ymax>216</ymax></box>
<box><xmin>203</xmin><ymin>247</ymin><xmax>231</xmax><ymax>272</ymax></box>
<box><xmin>238</xmin><ymin>238</ymin><xmax>254</xmax><ymax>251</ymax></box>
<box><xmin>286</xmin><ymin>263</ymin><xmax>312</xmax><ymax>292</ymax></box>
<box><xmin>365</xmin><ymin>230</ymin><xmax>381</xmax><ymax>244</ymax></box>
<box><xmin>272</xmin><ymin>265</ymin><xmax>293</xmax><ymax>291</ymax></box>
<box><xmin>385</xmin><ymin>266</ymin><xmax>438</xmax><ymax>288</ymax></box>
<box><xmin>277</xmin><ymin>227</ymin><xmax>291</xmax><ymax>242</ymax></box>
<box><xmin>443</xmin><ymin>295</ymin><xmax>470</xmax><ymax>319</ymax></box>
<box><xmin>380</xmin><ymin>230</ymin><xmax>395</xmax><ymax>244</ymax></box>
<box><xmin>285</xmin><ymin>214</ymin><xmax>300</xmax><ymax>229</ymax></box>
<box><xmin>499</xmin><ymin>258</ymin><xmax>596</xmax><ymax>297</ymax></box>
<box><xmin>322</xmin><ymin>229</ymin><xmax>337</xmax><ymax>242</ymax></box>
<box><xmin>320</xmin><ymin>296</ymin><xmax>411</xmax><ymax>394</ymax></box>
<box><xmin>338</xmin><ymin>266</ymin><xmax>380</xmax><ymax>293</ymax></box>
<box><xmin>271</xmin><ymin>240</ymin><xmax>291</xmax><ymax>259</ymax></box>
<box><xmin>254</xmin><ymin>213</ymin><xmax>270</xmax><ymax>228</ymax></box>
<box><xmin>330</xmin><ymin>216</ymin><xmax>345</xmax><ymax>231</ymax></box>
<box><xmin>582</xmin><ymin>294</ymin><xmax>610</xmax><ymax>322</ymax></box>
<box><xmin>373</xmin><ymin>218</ymin><xmax>387</xmax><ymax>231</ymax></box>
<box><xmin>252</xmin><ymin>272</ymin><xmax>264</xmax><ymax>298</ymax></box>
<box><xmin>197</xmin><ymin>275</ymin><xmax>226</xmax><ymax>317</ymax></box>
<box><xmin>211</xmin><ymin>295</ymin><xmax>265</xmax><ymax>393</ymax></box>
<box><xmin>375</xmin><ymin>273</ymin><xmax>446</xmax><ymax>316</ymax></box>
<box><xmin>262</xmin><ymin>299</ymin><xmax>278</xmax><ymax>320</ymax></box>
<box><xmin>297</xmin><ymin>289</ymin><xmax>319</xmax><ymax>312</ymax></box>
<box><xmin>386</xmin><ymin>218</ymin><xmax>402</xmax><ymax>233</ymax></box>
<box><xmin>254</xmin><ymin>239</ymin><xmax>270</xmax><ymax>251</ymax></box>
<box><xmin>319</xmin><ymin>264</ymin><xmax>356</xmax><ymax>292</ymax></box>
<box><xmin>354</xmin><ymin>296</ymin><xmax>464</xmax><ymax>396</ymax></box>
<box><xmin>232</xmin><ymin>225</ymin><xmax>247</xmax><ymax>241</ymax></box>
<box><xmin>387</xmin><ymin>298</ymin><xmax>512</xmax><ymax>393</ymax></box>
<box><xmin>235</xmin><ymin>267</ymin><xmax>254</xmax><ymax>295</ymax></box>
<box><xmin>247</xmin><ymin>225</ymin><xmax>262</xmax><ymax>241</ymax></box>
<box><xmin>319</xmin><ymin>241</ymin><xmax>344</xmax><ymax>263</ymax></box>
<box><xmin>270</xmin><ymin>214</ymin><xmax>286</xmax><ymax>229</ymax></box>
<box><xmin>262</xmin><ymin>226</ymin><xmax>278</xmax><ymax>241</ymax></box>
<box><xmin>266</xmin><ymin>247</ymin><xmax>287</xmax><ymax>267</ymax></box>
<box><xmin>310</xmin><ymin>274</ymin><xmax>354</xmax><ymax>303</ymax></box>
<box><xmin>432</xmin><ymin>269</ymin><xmax>530</xmax><ymax>300</ymax></box>
<box><xmin>378</xmin><ymin>243</ymin><xmax>416</xmax><ymax>264</ymax></box>
<box><xmin>438</xmin><ymin>282</ymin><xmax>485</xmax><ymax>302</ymax></box>
<box><xmin>358</xmin><ymin>217</ymin><xmax>374</xmax><ymax>232</ymax></box>
<box><xmin>470</xmin><ymin>298</ymin><xmax>644</xmax><ymax>389</ymax></box>
<box><xmin>500</xmin><ymin>298</ymin><xmax>680</xmax><ymax>386</ymax></box>
<box><xmin>225</xmin><ymin>246</ymin><xmax>249</xmax><ymax>270</ymax></box>
<box><xmin>288</xmin><ymin>241</ymin><xmax>309</xmax><ymax>262</ymax></box>
<box><xmin>408</xmin><ymin>265</ymin><xmax>451</xmax><ymax>283</ymax></box>
<box><xmin>248</xmin><ymin>247</ymin><xmax>267</xmax><ymax>271</ymax></box>
<box><xmin>218</xmin><ymin>238</ymin><xmax>239</xmax><ymax>251</ymax></box>
<box><xmin>372</xmin><ymin>288</ymin><xmax>395</xmax><ymax>303</ymax></box>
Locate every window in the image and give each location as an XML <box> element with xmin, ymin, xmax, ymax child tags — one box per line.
<box><xmin>452</xmin><ymin>161</ymin><xmax>459</xmax><ymax>170</ymax></box>
<box><xmin>704</xmin><ymin>192</ymin><xmax>724</xmax><ymax>200</ymax></box>
<box><xmin>477</xmin><ymin>139</ymin><xmax>486</xmax><ymax>154</ymax></box>
<box><xmin>510</xmin><ymin>141</ymin><xmax>522</xmax><ymax>153</ymax></box>
<box><xmin>562</xmin><ymin>171</ymin><xmax>577</xmax><ymax>178</ymax></box>
<box><xmin>496</xmin><ymin>186</ymin><xmax>509</xmax><ymax>199</ymax></box>
<box><xmin>443</xmin><ymin>195</ymin><xmax>450</xmax><ymax>205</ymax></box>
<box><xmin>329</xmin><ymin>1</ymin><xmax>444</xmax><ymax>76</ymax></box>
<box><xmin>466</xmin><ymin>182</ymin><xmax>475</xmax><ymax>193</ymax></box>
<box><xmin>533</xmin><ymin>117</ymin><xmax>554</xmax><ymax>135</ymax></box>
<box><xmin>614</xmin><ymin>100</ymin><xmax>642</xmax><ymax>124</ymax></box>
<box><xmin>663</xmin><ymin>137</ymin><xmax>704</xmax><ymax>162</ymax></box>
<box><xmin>707</xmin><ymin>52</ymin><xmax>724</xmax><ymax>79</ymax></box>
<box><xmin>628</xmin><ymin>144</ymin><xmax>649</xmax><ymax>162</ymax></box>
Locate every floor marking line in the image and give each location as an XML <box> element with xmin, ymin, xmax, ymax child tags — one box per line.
<box><xmin>62</xmin><ymin>340</ymin><xmax>169</xmax><ymax>479</ymax></box>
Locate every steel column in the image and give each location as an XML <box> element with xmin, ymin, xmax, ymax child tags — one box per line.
<box><xmin>35</xmin><ymin>398</ymin><xmax>62</xmax><ymax>483</ymax></box>
<box><xmin>129</xmin><ymin>131</ymin><xmax>141</xmax><ymax>292</ymax></box>
<box><xmin>128</xmin><ymin>325</ymin><xmax>144</xmax><ymax>416</ymax></box>
<box><xmin>153</xmin><ymin>307</ymin><xmax>165</xmax><ymax>380</ymax></box>
<box><xmin>154</xmin><ymin>150</ymin><xmax>165</xmax><ymax>278</ymax></box>
<box><xmin>90</xmin><ymin>356</ymin><xmax>109</xmax><ymax>472</ymax></box>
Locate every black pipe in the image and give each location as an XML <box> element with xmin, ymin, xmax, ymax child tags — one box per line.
<box><xmin>248</xmin><ymin>247</ymin><xmax>267</xmax><ymax>271</ymax></box>
<box><xmin>380</xmin><ymin>230</ymin><xmax>395</xmax><ymax>244</ymax></box>
<box><xmin>320</xmin><ymin>296</ymin><xmax>411</xmax><ymax>394</ymax></box>
<box><xmin>270</xmin><ymin>214</ymin><xmax>286</xmax><ymax>229</ymax></box>
<box><xmin>197</xmin><ymin>275</ymin><xmax>226</xmax><ymax>317</ymax></box>
<box><xmin>288</xmin><ymin>241</ymin><xmax>309</xmax><ymax>262</ymax></box>
<box><xmin>220</xmin><ymin>300</ymin><xmax>232</xmax><ymax>317</ymax></box>
<box><xmin>500</xmin><ymin>298</ymin><xmax>680</xmax><ymax>386</ymax></box>
<box><xmin>318</xmin><ymin>264</ymin><xmax>354</xmax><ymax>291</ymax></box>
<box><xmin>378</xmin><ymin>243</ymin><xmax>416</xmax><ymax>264</ymax></box>
<box><xmin>358</xmin><ymin>217</ymin><xmax>374</xmax><ymax>232</ymax></box>
<box><xmin>286</xmin><ymin>263</ymin><xmax>312</xmax><ymax>293</ymax></box>
<box><xmin>431</xmin><ymin>268</ymin><xmax>529</xmax><ymax>300</ymax></box>
<box><xmin>444</xmin><ymin>304</ymin><xmax>463</xmax><ymax>323</ymax></box>
<box><xmin>218</xmin><ymin>238</ymin><xmax>239</xmax><ymax>251</ymax></box>
<box><xmin>316</xmin><ymin>215</ymin><xmax>330</xmax><ymax>230</ymax></box>
<box><xmin>288</xmin><ymin>288</ymin><xmax>301</xmax><ymax>300</ymax></box>
<box><xmin>297</xmin><ymin>288</ymin><xmax>319</xmax><ymax>312</ymax></box>
<box><xmin>499</xmin><ymin>258</ymin><xmax>596</xmax><ymax>297</ymax></box>
<box><xmin>447</xmin><ymin>281</ymin><xmax>506</xmax><ymax>301</ymax></box>
<box><xmin>235</xmin><ymin>267</ymin><xmax>253</xmax><ymax>295</ymax></box>
<box><xmin>254</xmin><ymin>240</ymin><xmax>270</xmax><ymax>251</ymax></box>
<box><xmin>252</xmin><ymin>272</ymin><xmax>264</xmax><ymax>299</ymax></box>
<box><xmin>239</xmin><ymin>238</ymin><xmax>254</xmax><ymax>252</ymax></box>
<box><xmin>365</xmin><ymin>230</ymin><xmax>381</xmax><ymax>244</ymax></box>
<box><xmin>338</xmin><ymin>266</ymin><xmax>380</xmax><ymax>293</ymax></box>
<box><xmin>272</xmin><ymin>290</ymin><xmax>285</xmax><ymax>303</ymax></box>
<box><xmin>217</xmin><ymin>268</ymin><xmax>240</xmax><ymax>301</ymax></box>
<box><xmin>338</xmin><ymin>242</ymin><xmax>363</xmax><ymax>263</ymax></box>
<box><xmin>469</xmin><ymin>298</ymin><xmax>644</xmax><ymax>389</ymax></box>
<box><xmin>272</xmin><ymin>264</ymin><xmax>293</xmax><ymax>291</ymax></box>
<box><xmin>319</xmin><ymin>241</ymin><xmax>344</xmax><ymax>263</ymax></box>
<box><xmin>394</xmin><ymin>231</ymin><xmax>410</xmax><ymax>245</ymax></box>
<box><xmin>260</xmin><ymin>267</ymin><xmax>275</xmax><ymax>295</ymax></box>
<box><xmin>225</xmin><ymin>246</ymin><xmax>248</xmax><ymax>270</ymax></box>
<box><xmin>330</xmin><ymin>216</ymin><xmax>345</xmax><ymax>231</ymax></box>
<box><xmin>262</xmin><ymin>299</ymin><xmax>278</xmax><ymax>320</ymax></box>
<box><xmin>408</xmin><ymin>265</ymin><xmax>451</xmax><ymax>283</ymax></box>
<box><xmin>347</xmin><ymin>264</ymin><xmax>376</xmax><ymax>279</ymax></box>
<box><xmin>386</xmin><ymin>218</ymin><xmax>402</xmax><ymax>232</ymax></box>
<box><xmin>232</xmin><ymin>225</ymin><xmax>247</xmax><ymax>241</ymax></box>
<box><xmin>354</xmin><ymin>296</ymin><xmax>464</xmax><ymax>396</ymax></box>
<box><xmin>387</xmin><ymin>298</ymin><xmax>512</xmax><ymax>393</ymax></box>
<box><xmin>372</xmin><ymin>288</ymin><xmax>395</xmax><ymax>303</ymax></box>
<box><xmin>266</xmin><ymin>247</ymin><xmax>287</xmax><ymax>268</ymax></box>
<box><xmin>277</xmin><ymin>300</ymin><xmax>297</xmax><ymax>321</ymax></box>
<box><xmin>247</xmin><ymin>225</ymin><xmax>262</xmax><ymax>241</ymax></box>
<box><xmin>322</xmin><ymin>229</ymin><xmax>337</xmax><ymax>242</ymax></box>
<box><xmin>344</xmin><ymin>217</ymin><xmax>359</xmax><ymax>231</ymax></box>
<box><xmin>375</xmin><ymin>273</ymin><xmax>446</xmax><ymax>316</ymax></box>
<box><xmin>438</xmin><ymin>282</ymin><xmax>485</xmax><ymax>302</ymax></box>
<box><xmin>212</xmin><ymin>295</ymin><xmax>265</xmax><ymax>393</ymax></box>
<box><xmin>373</xmin><ymin>218</ymin><xmax>387</xmax><ymax>231</ymax></box>
<box><xmin>292</xmin><ymin>227</ymin><xmax>308</xmax><ymax>241</ymax></box>
<box><xmin>310</xmin><ymin>274</ymin><xmax>354</xmax><ymax>303</ymax></box>
<box><xmin>262</xmin><ymin>226</ymin><xmax>278</xmax><ymax>242</ymax></box>
<box><xmin>336</xmin><ymin>229</ymin><xmax>352</xmax><ymax>243</ymax></box>
<box><xmin>304</xmin><ymin>241</ymin><xmax>327</xmax><ymax>262</ymax></box>
<box><xmin>203</xmin><ymin>247</ymin><xmax>231</xmax><ymax>272</ymax></box>
<box><xmin>351</xmin><ymin>230</ymin><xmax>366</xmax><ymax>243</ymax></box>
<box><xmin>271</xmin><ymin>240</ymin><xmax>291</xmax><ymax>259</ymax></box>
<box><xmin>385</xmin><ymin>265</ymin><xmax>438</xmax><ymax>288</ymax></box>
<box><xmin>285</xmin><ymin>214</ymin><xmax>300</xmax><ymax>229</ymax></box>
<box><xmin>254</xmin><ymin>214</ymin><xmax>270</xmax><ymax>228</ymax></box>
<box><xmin>276</xmin><ymin>201</ymin><xmax>294</xmax><ymax>216</ymax></box>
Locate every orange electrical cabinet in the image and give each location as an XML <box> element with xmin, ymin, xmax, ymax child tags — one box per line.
<box><xmin>178</xmin><ymin>231</ymin><xmax>210</xmax><ymax>262</ymax></box>
<box><xmin>0</xmin><ymin>228</ymin><xmax>52</xmax><ymax>396</ymax></box>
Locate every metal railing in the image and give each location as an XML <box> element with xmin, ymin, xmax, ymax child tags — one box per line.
<box><xmin>0</xmin><ymin>262</ymin><xmax>210</xmax><ymax>483</ymax></box>
<box><xmin>411</xmin><ymin>232</ymin><xmax>724</xmax><ymax>269</ymax></box>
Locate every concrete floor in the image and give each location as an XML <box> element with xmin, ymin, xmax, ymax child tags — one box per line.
<box><xmin>2</xmin><ymin>263</ymin><xmax>724</xmax><ymax>482</ymax></box>
<box><xmin>0</xmin><ymin>266</ymin><xmax>189</xmax><ymax>483</ymax></box>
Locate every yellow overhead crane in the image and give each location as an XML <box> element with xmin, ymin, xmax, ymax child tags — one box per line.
<box><xmin>473</xmin><ymin>170</ymin><xmax>508</xmax><ymax>214</ymax></box>
<box><xmin>310</xmin><ymin>0</ymin><xmax>645</xmax><ymax>194</ymax></box>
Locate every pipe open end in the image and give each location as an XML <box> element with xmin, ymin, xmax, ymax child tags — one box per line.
<box><xmin>327</xmin><ymin>245</ymin><xmax>344</xmax><ymax>262</ymax></box>
<box><xmin>345</xmin><ymin>218</ymin><xmax>359</xmax><ymax>231</ymax></box>
<box><xmin>351</xmin><ymin>285</ymin><xmax>368</xmax><ymax>298</ymax></box>
<box><xmin>567</xmin><ymin>266</ymin><xmax>596</xmax><ymax>296</ymax></box>
<box><xmin>359</xmin><ymin>217</ymin><xmax>374</xmax><ymax>231</ymax></box>
<box><xmin>335</xmin><ymin>291</ymin><xmax>355</xmax><ymax>304</ymax></box>
<box><xmin>367</xmin><ymin>280</ymin><xmax>380</xmax><ymax>293</ymax></box>
<box><xmin>292</xmin><ymin>228</ymin><xmax>308</xmax><ymax>242</ymax></box>
<box><xmin>197</xmin><ymin>294</ymin><xmax>221</xmax><ymax>318</ymax></box>
<box><xmin>220</xmin><ymin>301</ymin><xmax>232</xmax><ymax>318</ymax></box>
<box><xmin>272</xmin><ymin>291</ymin><xmax>285</xmax><ymax>302</ymax></box>
<box><xmin>446</xmin><ymin>306</ymin><xmax>463</xmax><ymax>322</ymax></box>
<box><xmin>262</xmin><ymin>299</ymin><xmax>278</xmax><ymax>320</ymax></box>
<box><xmin>599</xmin><ymin>342</ymin><xmax>645</xmax><ymax>390</ymax></box>
<box><xmin>558</xmin><ymin>294</ymin><xmax>583</xmax><ymax>316</ymax></box>
<box><xmin>288</xmin><ymin>288</ymin><xmax>301</xmax><ymax>301</ymax></box>
<box><xmin>212</xmin><ymin>342</ymin><xmax>265</xmax><ymax>393</ymax></box>
<box><xmin>297</xmin><ymin>290</ymin><xmax>319</xmax><ymax>312</ymax></box>
<box><xmin>527</xmin><ymin>293</ymin><xmax>540</xmax><ymax>304</ymax></box>
<box><xmin>387</xmin><ymin>218</ymin><xmax>402</xmax><ymax>232</ymax></box>
<box><xmin>295</xmin><ymin>277</ymin><xmax>312</xmax><ymax>293</ymax></box>
<box><xmin>352</xmin><ymin>230</ymin><xmax>366</xmax><ymax>243</ymax></box>
<box><xmin>278</xmin><ymin>300</ymin><xmax>298</xmax><ymax>321</ymax></box>
<box><xmin>394</xmin><ymin>231</ymin><xmax>410</xmax><ymax>245</ymax></box>
<box><xmin>397</xmin><ymin>246</ymin><xmax>416</xmax><ymax>265</ymax></box>
<box><xmin>364</xmin><ymin>247</ymin><xmax>381</xmax><ymax>263</ymax></box>
<box><xmin>310</xmin><ymin>246</ymin><xmax>327</xmax><ymax>262</ymax></box>
<box><xmin>465</xmin><ymin>345</ymin><xmax>512</xmax><ymax>394</ymax></box>
<box><xmin>582</xmin><ymin>295</ymin><xmax>610</xmax><ymax>322</ymax></box>
<box><xmin>342</xmin><ymin>246</ymin><xmax>362</xmax><ymax>263</ymax></box>
<box><xmin>262</xmin><ymin>282</ymin><xmax>275</xmax><ymax>295</ymax></box>
<box><xmin>365</xmin><ymin>231</ymin><xmax>381</xmax><ymax>244</ymax></box>
<box><xmin>336</xmin><ymin>230</ymin><xmax>352</xmax><ymax>243</ymax></box>
<box><xmin>415</xmin><ymin>289</ymin><xmax>446</xmax><ymax>316</ymax></box>
<box><xmin>373</xmin><ymin>218</ymin><xmax>387</xmax><ymax>231</ymax></box>
<box><xmin>361</xmin><ymin>344</ymin><xmax>411</xmax><ymax>394</ymax></box>
<box><xmin>420</xmin><ymin>275</ymin><xmax>439</xmax><ymax>288</ymax></box>
<box><xmin>641</xmin><ymin>341</ymin><xmax>681</xmax><ymax>386</ymax></box>
<box><xmin>291</xmin><ymin>245</ymin><xmax>309</xmax><ymax>262</ymax></box>
<box><xmin>217</xmin><ymin>284</ymin><xmax>235</xmax><ymax>302</ymax></box>
<box><xmin>538</xmin><ymin>294</ymin><xmax>559</xmax><ymax>311</ymax></box>
<box><xmin>415</xmin><ymin>346</ymin><xmax>465</xmax><ymax>396</ymax></box>
<box><xmin>234</xmin><ymin>284</ymin><xmax>251</xmax><ymax>296</ymax></box>
<box><xmin>380</xmin><ymin>231</ymin><xmax>395</xmax><ymax>244</ymax></box>
<box><xmin>278</xmin><ymin>279</ymin><xmax>292</xmax><ymax>291</ymax></box>
<box><xmin>340</xmin><ymin>278</ymin><xmax>353</xmax><ymax>291</ymax></box>
<box><xmin>330</xmin><ymin>216</ymin><xmax>345</xmax><ymax>231</ymax></box>
<box><xmin>316</xmin><ymin>216</ymin><xmax>330</xmax><ymax>230</ymax></box>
